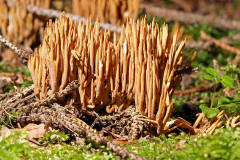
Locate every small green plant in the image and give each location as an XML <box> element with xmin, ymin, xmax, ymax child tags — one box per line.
<box><xmin>200</xmin><ymin>67</ymin><xmax>236</xmax><ymax>118</ymax></box>
<box><xmin>0</xmin><ymin>111</ymin><xmax>18</xmax><ymax>127</ymax></box>
<box><xmin>19</xmin><ymin>80</ymin><xmax>33</xmax><ymax>88</ymax></box>
<box><xmin>0</xmin><ymin>62</ymin><xmax>31</xmax><ymax>77</ymax></box>
<box><xmin>3</xmin><ymin>80</ymin><xmax>32</xmax><ymax>93</ymax></box>
<box><xmin>0</xmin><ymin>63</ymin><xmax>10</xmax><ymax>72</ymax></box>
<box><xmin>39</xmin><ymin>130</ymin><xmax>69</xmax><ymax>144</ymax></box>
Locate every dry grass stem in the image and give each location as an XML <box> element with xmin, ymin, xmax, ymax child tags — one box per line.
<box><xmin>174</xmin><ymin>82</ymin><xmax>215</xmax><ymax>95</ymax></box>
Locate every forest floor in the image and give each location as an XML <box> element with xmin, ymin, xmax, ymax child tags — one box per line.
<box><xmin>1</xmin><ymin>0</ymin><xmax>240</xmax><ymax>159</ymax></box>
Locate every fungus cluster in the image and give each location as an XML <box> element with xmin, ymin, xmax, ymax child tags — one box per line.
<box><xmin>28</xmin><ymin>14</ymin><xmax>194</xmax><ymax>133</ymax></box>
<box><xmin>0</xmin><ymin>0</ymin><xmax>50</xmax><ymax>46</ymax></box>
<box><xmin>72</xmin><ymin>0</ymin><xmax>139</xmax><ymax>25</ymax></box>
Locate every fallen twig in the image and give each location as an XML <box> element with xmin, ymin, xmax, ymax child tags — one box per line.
<box><xmin>27</xmin><ymin>138</ymin><xmax>48</xmax><ymax>146</ymax></box>
<box><xmin>201</xmin><ymin>31</ymin><xmax>240</xmax><ymax>65</ymax></box>
<box><xmin>0</xmin><ymin>85</ymin><xmax>34</xmax><ymax>106</ymax></box>
<box><xmin>1</xmin><ymin>101</ymin><xmax>146</xmax><ymax>160</ymax></box>
<box><xmin>221</xmin><ymin>34</ymin><xmax>240</xmax><ymax>44</ymax></box>
<box><xmin>185</xmin><ymin>41</ymin><xmax>213</xmax><ymax>50</ymax></box>
<box><xmin>201</xmin><ymin>31</ymin><xmax>240</xmax><ymax>55</ymax></box>
<box><xmin>140</xmin><ymin>3</ymin><xmax>240</xmax><ymax>30</ymax></box>
<box><xmin>0</xmin><ymin>92</ymin><xmax>16</xmax><ymax>101</ymax></box>
<box><xmin>0</xmin><ymin>80</ymin><xmax>79</xmax><ymax>122</ymax></box>
<box><xmin>17</xmin><ymin>80</ymin><xmax>80</xmax><ymax>117</ymax></box>
<box><xmin>174</xmin><ymin>82</ymin><xmax>215</xmax><ymax>95</ymax></box>
<box><xmin>0</xmin><ymin>35</ymin><xmax>32</xmax><ymax>65</ymax></box>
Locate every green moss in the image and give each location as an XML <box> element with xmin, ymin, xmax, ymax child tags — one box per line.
<box><xmin>0</xmin><ymin>62</ymin><xmax>31</xmax><ymax>77</ymax></box>
<box><xmin>0</xmin><ymin>130</ymin><xmax>119</xmax><ymax>160</ymax></box>
<box><xmin>2</xmin><ymin>127</ymin><xmax>240</xmax><ymax>160</ymax></box>
<box><xmin>2</xmin><ymin>80</ymin><xmax>32</xmax><ymax>93</ymax></box>
<box><xmin>0</xmin><ymin>63</ymin><xmax>10</xmax><ymax>73</ymax></box>
<box><xmin>126</xmin><ymin>128</ymin><xmax>240</xmax><ymax>160</ymax></box>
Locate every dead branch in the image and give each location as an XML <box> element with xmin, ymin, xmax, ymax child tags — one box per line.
<box><xmin>221</xmin><ymin>33</ymin><xmax>240</xmax><ymax>44</ymax></box>
<box><xmin>0</xmin><ymin>92</ymin><xmax>16</xmax><ymax>101</ymax></box>
<box><xmin>174</xmin><ymin>82</ymin><xmax>215</xmax><ymax>95</ymax></box>
<box><xmin>0</xmin><ymin>85</ymin><xmax>34</xmax><ymax>106</ymax></box>
<box><xmin>0</xmin><ymin>80</ymin><xmax>79</xmax><ymax>122</ymax></box>
<box><xmin>5</xmin><ymin>102</ymin><xmax>146</xmax><ymax>160</ymax></box>
<box><xmin>0</xmin><ymin>93</ymin><xmax>35</xmax><ymax>123</ymax></box>
<box><xmin>201</xmin><ymin>31</ymin><xmax>240</xmax><ymax>55</ymax></box>
<box><xmin>18</xmin><ymin>80</ymin><xmax>80</xmax><ymax>116</ymax></box>
<box><xmin>140</xmin><ymin>3</ymin><xmax>240</xmax><ymax>30</ymax></box>
<box><xmin>185</xmin><ymin>41</ymin><xmax>213</xmax><ymax>50</ymax></box>
<box><xmin>184</xmin><ymin>34</ymin><xmax>240</xmax><ymax>50</ymax></box>
<box><xmin>0</xmin><ymin>35</ymin><xmax>31</xmax><ymax>65</ymax></box>
<box><xmin>7</xmin><ymin>0</ymin><xmax>121</xmax><ymax>33</ymax></box>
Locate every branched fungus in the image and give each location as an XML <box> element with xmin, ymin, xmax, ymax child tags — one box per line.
<box><xmin>28</xmin><ymin>14</ymin><xmax>195</xmax><ymax>134</ymax></box>
<box><xmin>0</xmin><ymin>0</ymin><xmax>50</xmax><ymax>47</ymax></box>
<box><xmin>28</xmin><ymin>15</ymin><xmax>115</xmax><ymax>109</ymax></box>
<box><xmin>72</xmin><ymin>0</ymin><xmax>139</xmax><ymax>25</ymax></box>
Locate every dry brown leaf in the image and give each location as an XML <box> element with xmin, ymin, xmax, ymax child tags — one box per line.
<box><xmin>176</xmin><ymin>139</ymin><xmax>187</xmax><ymax>149</ymax></box>
<box><xmin>0</xmin><ymin>72</ymin><xmax>31</xmax><ymax>93</ymax></box>
<box><xmin>15</xmin><ymin>74</ymin><xmax>25</xmax><ymax>85</ymax></box>
<box><xmin>224</xmin><ymin>88</ymin><xmax>235</xmax><ymax>97</ymax></box>
<box><xmin>23</xmin><ymin>123</ymin><xmax>49</xmax><ymax>139</ymax></box>
<box><xmin>0</xmin><ymin>126</ymin><xmax>12</xmax><ymax>138</ymax></box>
<box><xmin>0</xmin><ymin>76</ymin><xmax>13</xmax><ymax>89</ymax></box>
<box><xmin>112</xmin><ymin>139</ymin><xmax>132</xmax><ymax>145</ymax></box>
<box><xmin>1</xmin><ymin>49</ymin><xmax>24</xmax><ymax>67</ymax></box>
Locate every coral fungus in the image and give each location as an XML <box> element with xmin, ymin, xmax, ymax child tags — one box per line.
<box><xmin>0</xmin><ymin>0</ymin><xmax>50</xmax><ymax>46</ymax></box>
<box><xmin>28</xmin><ymin>14</ymin><xmax>194</xmax><ymax>133</ymax></box>
<box><xmin>72</xmin><ymin>0</ymin><xmax>139</xmax><ymax>25</ymax></box>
